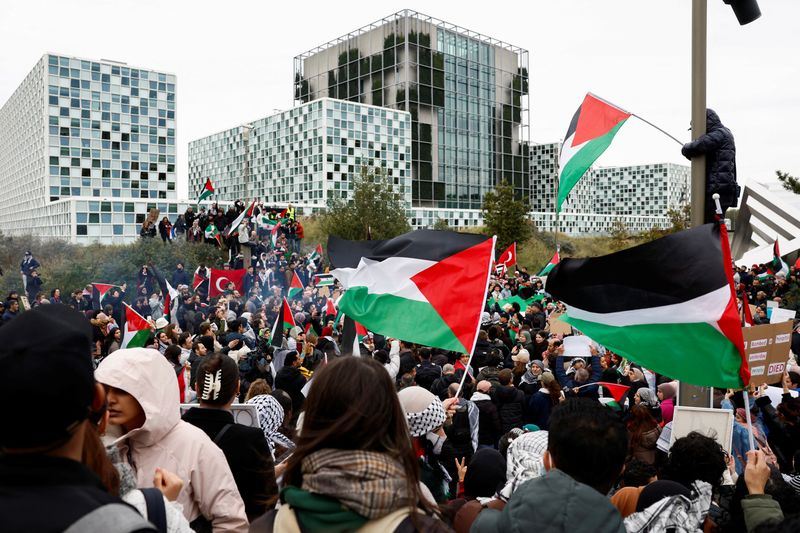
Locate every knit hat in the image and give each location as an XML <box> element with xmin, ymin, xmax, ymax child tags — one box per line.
<box><xmin>530</xmin><ymin>360</ymin><xmax>545</xmax><ymax>371</ymax></box>
<box><xmin>398</xmin><ymin>386</ymin><xmax>447</xmax><ymax>437</ymax></box>
<box><xmin>512</xmin><ymin>348</ymin><xmax>530</xmax><ymax>364</ymax></box>
<box><xmin>540</xmin><ymin>372</ymin><xmax>556</xmax><ymax>386</ymax></box>
<box><xmin>0</xmin><ymin>305</ymin><xmax>95</xmax><ymax>448</ymax></box>
<box><xmin>636</xmin><ymin>387</ymin><xmax>660</xmax><ymax>408</ymax></box>
<box><xmin>463</xmin><ymin>449</ymin><xmax>507</xmax><ymax>498</ymax></box>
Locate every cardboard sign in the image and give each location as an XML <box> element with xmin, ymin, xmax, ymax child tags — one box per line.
<box><xmin>671</xmin><ymin>406</ymin><xmax>734</xmax><ymax>454</ymax></box>
<box><xmin>742</xmin><ymin>321</ymin><xmax>794</xmax><ymax>386</ymax></box>
<box><xmin>547</xmin><ymin>313</ymin><xmax>573</xmax><ymax>336</ymax></box>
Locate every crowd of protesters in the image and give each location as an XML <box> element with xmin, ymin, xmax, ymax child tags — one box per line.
<box><xmin>2</xmin><ymin>216</ymin><xmax>800</xmax><ymax>532</ymax></box>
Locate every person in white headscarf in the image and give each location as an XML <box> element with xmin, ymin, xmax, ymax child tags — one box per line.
<box><xmin>246</xmin><ymin>394</ymin><xmax>295</xmax><ymax>461</ymax></box>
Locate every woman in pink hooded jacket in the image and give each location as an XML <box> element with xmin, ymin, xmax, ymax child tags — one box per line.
<box><xmin>95</xmin><ymin>347</ymin><xmax>249</xmax><ymax>532</ymax></box>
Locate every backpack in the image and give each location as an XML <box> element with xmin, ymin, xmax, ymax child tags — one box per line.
<box><xmin>64</xmin><ymin>503</ymin><xmax>157</xmax><ymax>533</ymax></box>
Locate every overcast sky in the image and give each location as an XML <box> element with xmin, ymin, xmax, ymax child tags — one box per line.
<box><xmin>1</xmin><ymin>0</ymin><xmax>797</xmax><ymax>199</ymax></box>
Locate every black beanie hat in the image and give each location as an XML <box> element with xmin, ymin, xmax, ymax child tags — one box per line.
<box><xmin>463</xmin><ymin>448</ymin><xmax>507</xmax><ymax>498</ymax></box>
<box><xmin>0</xmin><ymin>305</ymin><xmax>95</xmax><ymax>449</ymax></box>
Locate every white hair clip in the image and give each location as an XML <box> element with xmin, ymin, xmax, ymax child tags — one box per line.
<box><xmin>201</xmin><ymin>369</ymin><xmax>222</xmax><ymax>401</ymax></box>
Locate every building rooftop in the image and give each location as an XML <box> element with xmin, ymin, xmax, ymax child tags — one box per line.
<box><xmin>294</xmin><ymin>9</ymin><xmax>527</xmax><ymax>60</ymax></box>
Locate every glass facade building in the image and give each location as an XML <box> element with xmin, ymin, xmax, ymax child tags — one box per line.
<box><xmin>188</xmin><ymin>98</ymin><xmax>412</xmax><ymax>210</ymax></box>
<box><xmin>294</xmin><ymin>10</ymin><xmax>530</xmax><ymax>214</ymax></box>
<box><xmin>0</xmin><ymin>53</ymin><xmax>180</xmax><ymax>243</ymax></box>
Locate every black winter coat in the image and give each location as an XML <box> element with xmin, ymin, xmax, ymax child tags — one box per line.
<box><xmin>681</xmin><ymin>109</ymin><xmax>738</xmax><ymax>219</ymax></box>
<box><xmin>474</xmin><ymin>396</ymin><xmax>503</xmax><ymax>446</ymax></box>
<box><xmin>182</xmin><ymin>407</ymin><xmax>278</xmax><ymax>520</ymax></box>
<box><xmin>494</xmin><ymin>385</ymin><xmax>525</xmax><ymax>433</ymax></box>
<box><xmin>274</xmin><ymin>365</ymin><xmax>306</xmax><ymax>414</ymax></box>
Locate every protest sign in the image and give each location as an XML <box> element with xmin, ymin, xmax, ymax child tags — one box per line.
<box><xmin>742</xmin><ymin>321</ymin><xmax>793</xmax><ymax>386</ymax></box>
<box><xmin>547</xmin><ymin>312</ymin><xmax>573</xmax><ymax>336</ymax></box>
<box><xmin>770</xmin><ymin>308</ymin><xmax>796</xmax><ymax>324</ymax></box>
<box><xmin>671</xmin><ymin>406</ymin><xmax>733</xmax><ymax>454</ymax></box>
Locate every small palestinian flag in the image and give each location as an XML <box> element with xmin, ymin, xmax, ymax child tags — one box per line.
<box><xmin>121</xmin><ymin>303</ymin><xmax>152</xmax><ymax>349</ymax></box>
<box><xmin>769</xmin><ymin>238</ymin><xmax>789</xmax><ymax>278</ymax></box>
<box><xmin>558</xmin><ymin>93</ymin><xmax>630</xmax><ymax>211</ymax></box>
<box><xmin>310</xmin><ymin>244</ymin><xmax>323</xmax><ymax>264</ymax></box>
<box><xmin>197</xmin><ymin>178</ymin><xmax>214</xmax><ymax>205</ymax></box>
<box><xmin>149</xmin><ymin>263</ymin><xmax>179</xmax><ymax>320</ymax></box>
<box><xmin>740</xmin><ymin>286</ymin><xmax>754</xmax><ymax>327</ymax></box>
<box><xmin>315</xmin><ymin>274</ymin><xmax>334</xmax><ymax>287</ymax></box>
<box><xmin>288</xmin><ymin>271</ymin><xmax>304</xmax><ymax>299</ymax></box>
<box><xmin>270</xmin><ymin>221</ymin><xmax>282</xmax><ymax>248</ymax></box>
<box><xmin>355</xmin><ymin>320</ymin><xmax>369</xmax><ymax>341</ymax></box>
<box><xmin>329</xmin><ymin>229</ymin><xmax>495</xmax><ymax>354</ymax></box>
<box><xmin>192</xmin><ymin>272</ymin><xmax>206</xmax><ymax>291</ymax></box>
<box><xmin>270</xmin><ymin>297</ymin><xmax>296</xmax><ymax>347</ymax></box>
<box><xmin>546</xmin><ymin>223</ymin><xmax>749</xmax><ymax>389</ymax></box>
<box><xmin>224</xmin><ymin>200</ymin><xmax>256</xmax><ymax>238</ymax></box>
<box><xmin>91</xmin><ymin>283</ymin><xmax>118</xmax><ymax>310</ymax></box>
<box><xmin>205</xmin><ymin>223</ymin><xmax>222</xmax><ymax>246</ymax></box>
<box><xmin>537</xmin><ymin>251</ymin><xmax>560</xmax><ymax>277</ymax></box>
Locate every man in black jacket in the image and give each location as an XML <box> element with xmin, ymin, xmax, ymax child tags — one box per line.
<box><xmin>414</xmin><ymin>348</ymin><xmax>442</xmax><ymax>391</ymax></box>
<box><xmin>0</xmin><ymin>305</ymin><xmax>155</xmax><ymax>532</ymax></box>
<box><xmin>681</xmin><ymin>108</ymin><xmax>739</xmax><ymax>223</ymax></box>
<box><xmin>274</xmin><ymin>351</ymin><xmax>307</xmax><ymax>420</ymax></box>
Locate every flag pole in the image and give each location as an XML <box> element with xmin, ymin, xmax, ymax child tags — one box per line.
<box><xmin>630</xmin><ymin>114</ymin><xmax>684</xmax><ymax>146</ymax></box>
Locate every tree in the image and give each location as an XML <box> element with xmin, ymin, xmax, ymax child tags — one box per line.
<box><xmin>481</xmin><ymin>179</ymin><xmax>533</xmax><ymax>252</ymax></box>
<box><xmin>609</xmin><ymin>219</ymin><xmax>632</xmax><ymax>251</ymax></box>
<box><xmin>666</xmin><ymin>203</ymin><xmax>692</xmax><ymax>232</ymax></box>
<box><xmin>776</xmin><ymin>170</ymin><xmax>800</xmax><ymax>194</ymax></box>
<box><xmin>320</xmin><ymin>166</ymin><xmax>410</xmax><ymax>241</ymax></box>
<box><xmin>432</xmin><ymin>218</ymin><xmax>449</xmax><ymax>231</ymax></box>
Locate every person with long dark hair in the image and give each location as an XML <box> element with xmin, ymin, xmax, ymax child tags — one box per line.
<box><xmin>251</xmin><ymin>357</ymin><xmax>449</xmax><ymax>531</ymax></box>
<box><xmin>627</xmin><ymin>404</ymin><xmax>661</xmax><ymax>465</ymax></box>
<box><xmin>182</xmin><ymin>352</ymin><xmax>278</xmax><ymax>521</ymax></box>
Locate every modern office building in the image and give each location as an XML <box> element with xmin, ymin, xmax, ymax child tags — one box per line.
<box><xmin>189</xmin><ymin>98</ymin><xmax>412</xmax><ymax>211</ymax></box>
<box><xmin>0</xmin><ymin>53</ymin><xmax>179</xmax><ymax>243</ymax></box>
<box><xmin>293</xmin><ymin>10</ymin><xmax>530</xmax><ymax>224</ymax></box>
<box><xmin>529</xmin><ymin>142</ymin><xmax>691</xmax><ymax>235</ymax></box>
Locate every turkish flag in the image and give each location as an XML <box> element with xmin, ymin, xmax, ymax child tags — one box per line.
<box><xmin>209</xmin><ymin>268</ymin><xmax>246</xmax><ymax>298</ymax></box>
<box><xmin>496</xmin><ymin>243</ymin><xmax>516</xmax><ymax>267</ymax></box>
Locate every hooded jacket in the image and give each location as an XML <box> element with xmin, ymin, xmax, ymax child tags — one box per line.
<box><xmin>471</xmin><ymin>468</ymin><xmax>625</xmax><ymax>533</ymax></box>
<box><xmin>681</xmin><ymin>108</ymin><xmax>738</xmax><ymax>212</ymax></box>
<box><xmin>95</xmin><ymin>348</ymin><xmax>248</xmax><ymax>532</ymax></box>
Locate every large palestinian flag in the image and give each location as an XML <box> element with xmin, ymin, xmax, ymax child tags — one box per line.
<box><xmin>270</xmin><ymin>297</ymin><xmax>296</xmax><ymax>347</ymax></box>
<box><xmin>546</xmin><ymin>223</ymin><xmax>748</xmax><ymax>388</ymax></box>
<box><xmin>121</xmin><ymin>303</ymin><xmax>152</xmax><ymax>349</ymax></box>
<box><xmin>91</xmin><ymin>282</ymin><xmax>118</xmax><ymax>310</ymax></box>
<box><xmin>557</xmin><ymin>93</ymin><xmax>631</xmax><ymax>211</ymax></box>
<box><xmin>329</xmin><ymin>230</ymin><xmax>495</xmax><ymax>354</ymax></box>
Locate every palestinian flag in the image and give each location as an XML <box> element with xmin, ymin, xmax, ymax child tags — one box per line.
<box><xmin>546</xmin><ymin>223</ymin><xmax>749</xmax><ymax>389</ymax></box>
<box><xmin>270</xmin><ymin>297</ymin><xmax>296</xmax><ymax>347</ymax></box>
<box><xmin>595</xmin><ymin>382</ymin><xmax>630</xmax><ymax>403</ymax></box>
<box><xmin>224</xmin><ymin>200</ymin><xmax>255</xmax><ymax>238</ymax></box>
<box><xmin>315</xmin><ymin>274</ymin><xmax>334</xmax><ymax>287</ymax></box>
<box><xmin>768</xmin><ymin>239</ymin><xmax>789</xmax><ymax>278</ymax></box>
<box><xmin>270</xmin><ymin>221</ymin><xmax>282</xmax><ymax>248</ymax></box>
<box><xmin>149</xmin><ymin>264</ymin><xmax>179</xmax><ymax>320</ymax></box>
<box><xmin>205</xmin><ymin>223</ymin><xmax>222</xmax><ymax>246</ymax></box>
<box><xmin>310</xmin><ymin>244</ymin><xmax>323</xmax><ymax>264</ymax></box>
<box><xmin>288</xmin><ymin>271</ymin><xmax>304</xmax><ymax>299</ymax></box>
<box><xmin>557</xmin><ymin>93</ymin><xmax>631</xmax><ymax>211</ymax></box>
<box><xmin>740</xmin><ymin>286</ymin><xmax>754</xmax><ymax>327</ymax></box>
<box><xmin>355</xmin><ymin>321</ymin><xmax>369</xmax><ymax>341</ymax></box>
<box><xmin>121</xmin><ymin>303</ymin><xmax>152</xmax><ymax>349</ymax></box>
<box><xmin>197</xmin><ymin>178</ymin><xmax>214</xmax><ymax>205</ymax></box>
<box><xmin>329</xmin><ymin>229</ymin><xmax>495</xmax><ymax>354</ymax></box>
<box><xmin>537</xmin><ymin>251</ymin><xmax>560</xmax><ymax>277</ymax></box>
<box><xmin>91</xmin><ymin>283</ymin><xmax>117</xmax><ymax>310</ymax></box>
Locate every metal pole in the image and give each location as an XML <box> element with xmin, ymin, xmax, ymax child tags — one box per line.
<box><xmin>690</xmin><ymin>0</ymin><xmax>707</xmax><ymax>228</ymax></box>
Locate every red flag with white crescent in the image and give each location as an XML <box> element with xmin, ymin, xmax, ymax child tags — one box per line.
<box><xmin>208</xmin><ymin>268</ymin><xmax>247</xmax><ymax>298</ymax></box>
<box><xmin>496</xmin><ymin>243</ymin><xmax>516</xmax><ymax>268</ymax></box>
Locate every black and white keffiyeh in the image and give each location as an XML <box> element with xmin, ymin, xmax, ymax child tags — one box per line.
<box><xmin>398</xmin><ymin>386</ymin><xmax>447</xmax><ymax>438</ymax></box>
<box><xmin>498</xmin><ymin>430</ymin><xmax>548</xmax><ymax>501</ymax></box>
<box><xmin>246</xmin><ymin>394</ymin><xmax>295</xmax><ymax>459</ymax></box>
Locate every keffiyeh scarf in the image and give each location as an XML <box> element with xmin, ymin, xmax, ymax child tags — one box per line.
<box><xmin>300</xmin><ymin>449</ymin><xmax>413</xmax><ymax>519</ymax></box>
<box><xmin>498</xmin><ymin>431</ymin><xmax>548</xmax><ymax>501</ymax></box>
<box><xmin>405</xmin><ymin>396</ymin><xmax>446</xmax><ymax>438</ymax></box>
<box><xmin>247</xmin><ymin>394</ymin><xmax>295</xmax><ymax>459</ymax></box>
